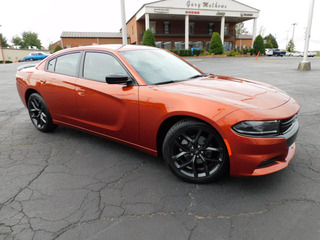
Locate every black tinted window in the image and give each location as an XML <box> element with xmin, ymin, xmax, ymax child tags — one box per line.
<box><xmin>55</xmin><ymin>52</ymin><xmax>81</xmax><ymax>77</ymax></box>
<box><xmin>83</xmin><ymin>52</ymin><xmax>127</xmax><ymax>82</ymax></box>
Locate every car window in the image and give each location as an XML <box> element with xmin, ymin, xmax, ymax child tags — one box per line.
<box><xmin>55</xmin><ymin>52</ymin><xmax>81</xmax><ymax>77</ymax></box>
<box><xmin>47</xmin><ymin>58</ymin><xmax>56</xmax><ymax>72</ymax></box>
<box><xmin>83</xmin><ymin>52</ymin><xmax>128</xmax><ymax>82</ymax></box>
<box><xmin>120</xmin><ymin>49</ymin><xmax>201</xmax><ymax>85</ymax></box>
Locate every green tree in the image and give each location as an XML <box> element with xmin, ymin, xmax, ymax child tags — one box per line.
<box><xmin>264</xmin><ymin>34</ymin><xmax>278</xmax><ymax>48</ymax></box>
<box><xmin>53</xmin><ymin>44</ymin><xmax>63</xmax><ymax>53</ymax></box>
<box><xmin>287</xmin><ymin>40</ymin><xmax>295</xmax><ymax>52</ymax></box>
<box><xmin>209</xmin><ymin>32</ymin><xmax>224</xmax><ymax>55</ymax></box>
<box><xmin>264</xmin><ymin>39</ymin><xmax>273</xmax><ymax>49</ymax></box>
<box><xmin>236</xmin><ymin>22</ymin><xmax>249</xmax><ymax>36</ymax></box>
<box><xmin>12</xmin><ymin>31</ymin><xmax>42</xmax><ymax>49</ymax></box>
<box><xmin>0</xmin><ymin>33</ymin><xmax>9</xmax><ymax>47</ymax></box>
<box><xmin>142</xmin><ymin>29</ymin><xmax>156</xmax><ymax>47</ymax></box>
<box><xmin>253</xmin><ymin>35</ymin><xmax>265</xmax><ymax>55</ymax></box>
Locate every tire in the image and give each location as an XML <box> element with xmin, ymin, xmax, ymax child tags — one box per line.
<box><xmin>29</xmin><ymin>58</ymin><xmax>34</xmax><ymax>61</ymax></box>
<box><xmin>162</xmin><ymin>119</ymin><xmax>228</xmax><ymax>183</ymax></box>
<box><xmin>27</xmin><ymin>93</ymin><xmax>56</xmax><ymax>132</ymax></box>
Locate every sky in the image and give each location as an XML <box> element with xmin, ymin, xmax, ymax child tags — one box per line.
<box><xmin>0</xmin><ymin>0</ymin><xmax>319</xmax><ymax>51</ymax></box>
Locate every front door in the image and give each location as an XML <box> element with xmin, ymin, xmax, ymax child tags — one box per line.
<box><xmin>74</xmin><ymin>51</ymin><xmax>139</xmax><ymax>144</ymax></box>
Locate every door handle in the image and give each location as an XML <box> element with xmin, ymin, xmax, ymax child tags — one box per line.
<box><xmin>40</xmin><ymin>79</ymin><xmax>46</xmax><ymax>84</ymax></box>
<box><xmin>76</xmin><ymin>88</ymin><xmax>86</xmax><ymax>96</ymax></box>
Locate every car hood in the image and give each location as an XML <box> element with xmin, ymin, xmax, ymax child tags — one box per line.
<box><xmin>157</xmin><ymin>75</ymin><xmax>290</xmax><ymax>110</ymax></box>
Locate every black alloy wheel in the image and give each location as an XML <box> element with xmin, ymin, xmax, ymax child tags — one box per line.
<box><xmin>163</xmin><ymin>119</ymin><xmax>228</xmax><ymax>183</ymax></box>
<box><xmin>27</xmin><ymin>93</ymin><xmax>55</xmax><ymax>132</ymax></box>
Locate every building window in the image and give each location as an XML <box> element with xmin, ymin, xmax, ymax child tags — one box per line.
<box><xmin>175</xmin><ymin>41</ymin><xmax>185</xmax><ymax>50</ymax></box>
<box><xmin>224</xmin><ymin>23</ymin><xmax>229</xmax><ymax>35</ymax></box>
<box><xmin>191</xmin><ymin>41</ymin><xmax>203</xmax><ymax>49</ymax></box>
<box><xmin>208</xmin><ymin>23</ymin><xmax>214</xmax><ymax>35</ymax></box>
<box><xmin>206</xmin><ymin>41</ymin><xmax>210</xmax><ymax>51</ymax></box>
<box><xmin>163</xmin><ymin>21</ymin><xmax>170</xmax><ymax>34</ymax></box>
<box><xmin>163</xmin><ymin>41</ymin><xmax>172</xmax><ymax>50</ymax></box>
<box><xmin>150</xmin><ymin>21</ymin><xmax>156</xmax><ymax>34</ymax></box>
<box><xmin>223</xmin><ymin>41</ymin><xmax>233</xmax><ymax>51</ymax></box>
<box><xmin>190</xmin><ymin>22</ymin><xmax>195</xmax><ymax>35</ymax></box>
<box><xmin>156</xmin><ymin>42</ymin><xmax>163</xmax><ymax>48</ymax></box>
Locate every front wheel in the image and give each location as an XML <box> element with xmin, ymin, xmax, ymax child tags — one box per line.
<box><xmin>27</xmin><ymin>93</ymin><xmax>56</xmax><ymax>132</ymax></box>
<box><xmin>163</xmin><ymin>119</ymin><xmax>228</xmax><ymax>183</ymax></box>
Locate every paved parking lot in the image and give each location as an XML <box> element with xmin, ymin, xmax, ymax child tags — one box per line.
<box><xmin>1</xmin><ymin>56</ymin><xmax>320</xmax><ymax>240</ymax></box>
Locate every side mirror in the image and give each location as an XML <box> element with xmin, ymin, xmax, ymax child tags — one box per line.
<box><xmin>105</xmin><ymin>74</ymin><xmax>129</xmax><ymax>84</ymax></box>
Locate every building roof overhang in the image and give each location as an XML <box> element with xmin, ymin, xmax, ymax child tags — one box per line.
<box><xmin>134</xmin><ymin>0</ymin><xmax>259</xmax><ymax>23</ymax></box>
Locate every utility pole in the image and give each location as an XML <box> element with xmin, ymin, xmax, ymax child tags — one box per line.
<box><xmin>0</xmin><ymin>25</ymin><xmax>5</xmax><ymax>64</ymax></box>
<box><xmin>120</xmin><ymin>0</ymin><xmax>127</xmax><ymax>46</ymax></box>
<box><xmin>298</xmin><ymin>0</ymin><xmax>315</xmax><ymax>71</ymax></box>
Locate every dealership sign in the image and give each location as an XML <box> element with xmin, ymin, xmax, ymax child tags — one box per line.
<box><xmin>186</xmin><ymin>1</ymin><xmax>227</xmax><ymax>9</ymax></box>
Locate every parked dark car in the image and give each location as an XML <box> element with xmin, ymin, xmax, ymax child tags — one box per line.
<box><xmin>273</xmin><ymin>49</ymin><xmax>286</xmax><ymax>57</ymax></box>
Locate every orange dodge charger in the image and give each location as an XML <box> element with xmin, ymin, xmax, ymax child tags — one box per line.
<box><xmin>16</xmin><ymin>45</ymin><xmax>300</xmax><ymax>183</ymax></box>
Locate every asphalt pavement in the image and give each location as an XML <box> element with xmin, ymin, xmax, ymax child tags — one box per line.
<box><xmin>0</xmin><ymin>56</ymin><xmax>320</xmax><ymax>240</ymax></box>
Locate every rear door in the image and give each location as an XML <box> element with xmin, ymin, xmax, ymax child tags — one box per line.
<box><xmin>74</xmin><ymin>51</ymin><xmax>139</xmax><ymax>144</ymax></box>
<box><xmin>38</xmin><ymin>52</ymin><xmax>81</xmax><ymax>125</ymax></box>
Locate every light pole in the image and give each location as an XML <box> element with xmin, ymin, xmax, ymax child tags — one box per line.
<box><xmin>298</xmin><ymin>0</ymin><xmax>315</xmax><ymax>71</ymax></box>
<box><xmin>291</xmin><ymin>23</ymin><xmax>297</xmax><ymax>53</ymax></box>
<box><xmin>0</xmin><ymin>25</ymin><xmax>5</xmax><ymax>64</ymax></box>
<box><xmin>120</xmin><ymin>0</ymin><xmax>127</xmax><ymax>46</ymax></box>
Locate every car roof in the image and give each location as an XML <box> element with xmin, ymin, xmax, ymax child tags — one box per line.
<box><xmin>67</xmin><ymin>44</ymin><xmax>156</xmax><ymax>52</ymax></box>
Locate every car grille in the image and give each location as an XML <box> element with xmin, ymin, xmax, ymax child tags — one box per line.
<box><xmin>257</xmin><ymin>157</ymin><xmax>278</xmax><ymax>168</ymax></box>
<box><xmin>280</xmin><ymin>115</ymin><xmax>297</xmax><ymax>134</ymax></box>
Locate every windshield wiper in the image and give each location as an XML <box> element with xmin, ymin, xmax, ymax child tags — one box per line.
<box><xmin>154</xmin><ymin>80</ymin><xmax>176</xmax><ymax>85</ymax></box>
<box><xmin>188</xmin><ymin>73</ymin><xmax>210</xmax><ymax>79</ymax></box>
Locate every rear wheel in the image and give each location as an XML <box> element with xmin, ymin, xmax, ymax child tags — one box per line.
<box><xmin>27</xmin><ymin>93</ymin><xmax>56</xmax><ymax>132</ymax></box>
<box><xmin>163</xmin><ymin>119</ymin><xmax>228</xmax><ymax>183</ymax></box>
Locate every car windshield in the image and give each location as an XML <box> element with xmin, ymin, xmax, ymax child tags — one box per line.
<box><xmin>120</xmin><ymin>49</ymin><xmax>202</xmax><ymax>85</ymax></box>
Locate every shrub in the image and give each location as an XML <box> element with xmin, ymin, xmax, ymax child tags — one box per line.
<box><xmin>243</xmin><ymin>47</ymin><xmax>250</xmax><ymax>54</ymax></box>
<box><xmin>193</xmin><ymin>49</ymin><xmax>200</xmax><ymax>56</ymax></box>
<box><xmin>226</xmin><ymin>51</ymin><xmax>241</xmax><ymax>57</ymax></box>
<box><xmin>209</xmin><ymin>32</ymin><xmax>224</xmax><ymax>55</ymax></box>
<box><xmin>53</xmin><ymin>44</ymin><xmax>62</xmax><ymax>53</ymax></box>
<box><xmin>142</xmin><ymin>29</ymin><xmax>156</xmax><ymax>47</ymax></box>
<box><xmin>250</xmin><ymin>48</ymin><xmax>255</xmax><ymax>56</ymax></box>
<box><xmin>253</xmin><ymin>35</ymin><xmax>265</xmax><ymax>55</ymax></box>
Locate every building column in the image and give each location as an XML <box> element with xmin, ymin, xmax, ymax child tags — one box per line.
<box><xmin>220</xmin><ymin>16</ymin><xmax>225</xmax><ymax>46</ymax></box>
<box><xmin>185</xmin><ymin>15</ymin><xmax>189</xmax><ymax>49</ymax></box>
<box><xmin>252</xmin><ymin>18</ymin><xmax>257</xmax><ymax>47</ymax></box>
<box><xmin>145</xmin><ymin>13</ymin><xmax>150</xmax><ymax>30</ymax></box>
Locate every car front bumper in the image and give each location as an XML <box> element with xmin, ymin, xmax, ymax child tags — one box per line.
<box><xmin>216</xmin><ymin>98</ymin><xmax>300</xmax><ymax>177</ymax></box>
<box><xmin>227</xmin><ymin>119</ymin><xmax>299</xmax><ymax>177</ymax></box>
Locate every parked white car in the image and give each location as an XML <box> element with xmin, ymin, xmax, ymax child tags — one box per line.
<box><xmin>265</xmin><ymin>48</ymin><xmax>273</xmax><ymax>56</ymax></box>
<box><xmin>290</xmin><ymin>52</ymin><xmax>303</xmax><ymax>57</ymax></box>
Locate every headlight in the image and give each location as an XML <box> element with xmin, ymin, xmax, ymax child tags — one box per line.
<box><xmin>232</xmin><ymin>120</ymin><xmax>280</xmax><ymax>136</ymax></box>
